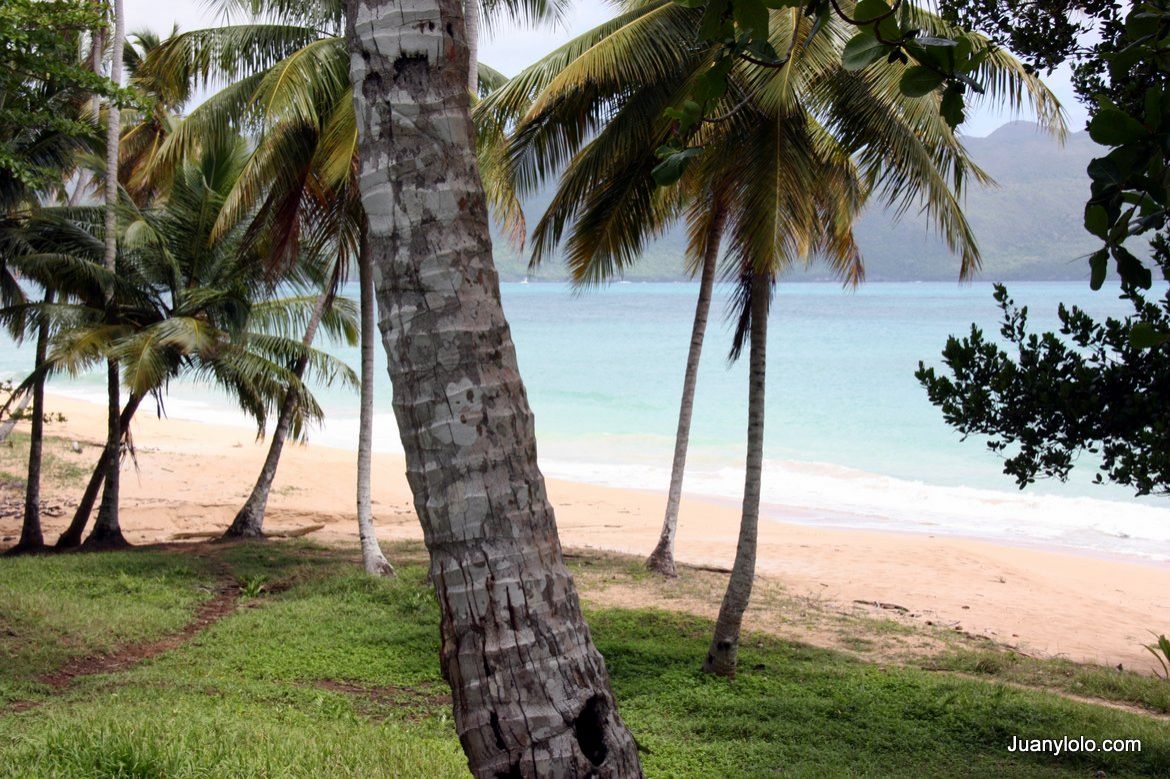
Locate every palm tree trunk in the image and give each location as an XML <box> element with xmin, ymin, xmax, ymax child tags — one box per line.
<box><xmin>59</xmin><ymin>453</ymin><xmax>106</xmax><ymax>548</ymax></box>
<box><xmin>0</xmin><ymin>393</ymin><xmax>31</xmax><ymax>445</ymax></box>
<box><xmin>645</xmin><ymin>213</ymin><xmax>725</xmax><ymax>577</ymax></box>
<box><xmin>84</xmin><ymin>0</ymin><xmax>126</xmax><ymax>552</ymax></box>
<box><xmin>66</xmin><ymin>21</ymin><xmax>108</xmax><ymax>207</ymax></box>
<box><xmin>56</xmin><ymin>393</ymin><xmax>142</xmax><ymax>549</ymax></box>
<box><xmin>465</xmin><ymin>0</ymin><xmax>480</xmax><ymax>95</ymax></box>
<box><xmin>223</xmin><ymin>285</ymin><xmax>331</xmax><ymax>540</ymax></box>
<box><xmin>702</xmin><ymin>273</ymin><xmax>769</xmax><ymax>678</ymax></box>
<box><xmin>9</xmin><ymin>289</ymin><xmax>55</xmax><ymax>555</ymax></box>
<box><xmin>82</xmin><ymin>361</ymin><xmax>128</xmax><ymax>549</ymax></box>
<box><xmin>346</xmin><ymin>3</ymin><xmax>642</xmax><ymax>776</ymax></box>
<box><xmin>356</xmin><ymin>232</ymin><xmax>394</xmax><ymax>576</ymax></box>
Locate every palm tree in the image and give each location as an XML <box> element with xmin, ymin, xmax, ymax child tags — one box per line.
<box><xmin>91</xmin><ymin>0</ymin><xmax>128</xmax><ymax>550</ymax></box>
<box><xmin>346</xmin><ymin>1</ymin><xmax>643</xmax><ymax>774</ymax></box>
<box><xmin>0</xmin><ymin>64</ymin><xmax>95</xmax><ymax>555</ymax></box>
<box><xmin>142</xmin><ymin>0</ymin><xmax>535</xmax><ymax>554</ymax></box>
<box><xmin>480</xmin><ymin>0</ymin><xmax>1063</xmax><ymax>586</ymax></box>
<box><xmin>10</xmin><ymin>133</ymin><xmax>358</xmax><ymax>550</ymax></box>
<box><xmin>355</xmin><ymin>226</ymin><xmax>394</xmax><ymax>575</ymax></box>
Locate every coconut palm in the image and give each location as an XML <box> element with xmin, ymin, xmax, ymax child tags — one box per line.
<box><xmin>346</xmin><ymin>1</ymin><xmax>643</xmax><ymax>774</ymax></box>
<box><xmin>479</xmin><ymin>0</ymin><xmax>1062</xmax><ymax>585</ymax></box>
<box><xmin>0</xmin><ymin>65</ymin><xmax>97</xmax><ymax>554</ymax></box>
<box><xmin>140</xmin><ymin>0</ymin><xmax>544</xmax><ymax>558</ymax></box>
<box><xmin>479</xmin><ymin>0</ymin><xmax>1062</xmax><ymax>674</ymax></box>
<box><xmin>93</xmin><ymin>0</ymin><xmax>127</xmax><ymax>550</ymax></box>
<box><xmin>5</xmin><ymin>132</ymin><xmax>358</xmax><ymax>549</ymax></box>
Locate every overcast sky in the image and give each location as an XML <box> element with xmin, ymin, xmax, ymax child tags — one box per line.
<box><xmin>123</xmin><ymin>0</ymin><xmax>1087</xmax><ymax>136</ymax></box>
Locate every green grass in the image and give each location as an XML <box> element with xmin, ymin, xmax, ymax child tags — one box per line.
<box><xmin>924</xmin><ymin>649</ymin><xmax>1170</xmax><ymax>715</ymax></box>
<box><xmin>0</xmin><ymin>550</ymin><xmax>217</xmax><ymax>704</ymax></box>
<box><xmin>1</xmin><ymin>542</ymin><xmax>1167</xmax><ymax>777</ymax></box>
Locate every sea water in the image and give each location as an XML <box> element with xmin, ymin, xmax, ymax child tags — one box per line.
<box><xmin>3</xmin><ymin>281</ymin><xmax>1168</xmax><ymax>562</ymax></box>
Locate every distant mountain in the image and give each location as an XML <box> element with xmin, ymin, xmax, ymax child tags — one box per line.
<box><xmin>490</xmin><ymin>121</ymin><xmax>1106</xmax><ymax>283</ymax></box>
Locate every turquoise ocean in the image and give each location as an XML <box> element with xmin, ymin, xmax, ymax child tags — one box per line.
<box><xmin>4</xmin><ymin>281</ymin><xmax>1169</xmax><ymax>562</ymax></box>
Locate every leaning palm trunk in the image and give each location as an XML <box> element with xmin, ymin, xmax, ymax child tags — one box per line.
<box><xmin>356</xmin><ymin>233</ymin><xmax>393</xmax><ymax>576</ymax></box>
<box><xmin>9</xmin><ymin>289</ymin><xmax>55</xmax><ymax>554</ymax></box>
<box><xmin>702</xmin><ymin>273</ymin><xmax>769</xmax><ymax>678</ymax></box>
<box><xmin>223</xmin><ymin>286</ymin><xmax>330</xmax><ymax>540</ymax></box>
<box><xmin>86</xmin><ymin>0</ymin><xmax>127</xmax><ymax>551</ymax></box>
<box><xmin>646</xmin><ymin>213</ymin><xmax>725</xmax><ymax>577</ymax></box>
<box><xmin>346</xmin><ymin>2</ymin><xmax>642</xmax><ymax>776</ymax></box>
<box><xmin>56</xmin><ymin>393</ymin><xmax>142</xmax><ymax>549</ymax></box>
<box><xmin>0</xmin><ymin>393</ymin><xmax>31</xmax><ymax>445</ymax></box>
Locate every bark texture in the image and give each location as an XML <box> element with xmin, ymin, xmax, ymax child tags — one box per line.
<box><xmin>223</xmin><ymin>285</ymin><xmax>330</xmax><ymax>540</ymax></box>
<box><xmin>346</xmin><ymin>2</ymin><xmax>642</xmax><ymax>776</ymax></box>
<box><xmin>702</xmin><ymin>273</ymin><xmax>769</xmax><ymax>678</ymax></box>
<box><xmin>56</xmin><ymin>394</ymin><xmax>142</xmax><ymax>549</ymax></box>
<box><xmin>465</xmin><ymin>0</ymin><xmax>480</xmax><ymax>94</ymax></box>
<box><xmin>357</xmin><ymin>232</ymin><xmax>394</xmax><ymax>576</ymax></box>
<box><xmin>11</xmin><ymin>290</ymin><xmax>54</xmax><ymax>554</ymax></box>
<box><xmin>102</xmin><ymin>0</ymin><xmax>123</xmax><ymax>275</ymax></box>
<box><xmin>645</xmin><ymin>212</ymin><xmax>725</xmax><ymax>578</ymax></box>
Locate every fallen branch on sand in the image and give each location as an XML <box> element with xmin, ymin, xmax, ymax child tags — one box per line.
<box><xmin>853</xmin><ymin>600</ymin><xmax>911</xmax><ymax>614</ymax></box>
<box><xmin>171</xmin><ymin>524</ymin><xmax>325</xmax><ymax>541</ymax></box>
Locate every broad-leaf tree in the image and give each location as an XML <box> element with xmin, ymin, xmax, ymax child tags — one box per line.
<box><xmin>918</xmin><ymin>0</ymin><xmax>1170</xmax><ymax>493</ymax></box>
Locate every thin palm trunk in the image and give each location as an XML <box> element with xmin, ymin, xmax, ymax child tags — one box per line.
<box><xmin>9</xmin><ymin>289</ymin><xmax>55</xmax><ymax>555</ymax></box>
<box><xmin>83</xmin><ymin>361</ymin><xmax>128</xmax><ymax>548</ymax></box>
<box><xmin>85</xmin><ymin>0</ymin><xmax>127</xmax><ymax>551</ymax></box>
<box><xmin>356</xmin><ymin>232</ymin><xmax>394</xmax><ymax>576</ymax></box>
<box><xmin>346</xmin><ymin>2</ymin><xmax>642</xmax><ymax>776</ymax></box>
<box><xmin>66</xmin><ymin>24</ymin><xmax>107</xmax><ymax>207</ymax></box>
<box><xmin>646</xmin><ymin>212</ymin><xmax>725</xmax><ymax>577</ymax></box>
<box><xmin>56</xmin><ymin>393</ymin><xmax>142</xmax><ymax>549</ymax></box>
<box><xmin>702</xmin><ymin>273</ymin><xmax>769</xmax><ymax>678</ymax></box>
<box><xmin>465</xmin><ymin>0</ymin><xmax>480</xmax><ymax>94</ymax></box>
<box><xmin>223</xmin><ymin>285</ymin><xmax>330</xmax><ymax>540</ymax></box>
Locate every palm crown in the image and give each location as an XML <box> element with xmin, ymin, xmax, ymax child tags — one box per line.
<box><xmin>479</xmin><ymin>0</ymin><xmax>1064</xmax><ymax>301</ymax></box>
<box><xmin>3</xmin><ymin>132</ymin><xmax>357</xmax><ymax>436</ymax></box>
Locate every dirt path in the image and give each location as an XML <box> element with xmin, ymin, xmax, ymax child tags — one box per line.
<box><xmin>4</xmin><ymin>551</ymin><xmax>241</xmax><ymax>714</ymax></box>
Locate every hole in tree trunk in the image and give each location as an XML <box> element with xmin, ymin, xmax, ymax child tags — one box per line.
<box><xmin>573</xmin><ymin>695</ymin><xmax>610</xmax><ymax>767</ymax></box>
<box><xmin>489</xmin><ymin>710</ymin><xmax>507</xmax><ymax>750</ymax></box>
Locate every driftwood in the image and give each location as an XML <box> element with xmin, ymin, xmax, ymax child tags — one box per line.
<box><xmin>685</xmin><ymin>564</ymin><xmax>734</xmax><ymax>575</ymax></box>
<box><xmin>170</xmin><ymin>524</ymin><xmax>325</xmax><ymax>542</ymax></box>
<box><xmin>852</xmin><ymin>599</ymin><xmax>911</xmax><ymax>614</ymax></box>
<box><xmin>269</xmin><ymin>524</ymin><xmax>325</xmax><ymax>538</ymax></box>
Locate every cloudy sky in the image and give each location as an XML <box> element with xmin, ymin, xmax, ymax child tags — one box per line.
<box><xmin>122</xmin><ymin>0</ymin><xmax>1086</xmax><ymax>136</ymax></box>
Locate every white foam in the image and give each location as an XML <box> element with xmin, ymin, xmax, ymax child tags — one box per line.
<box><xmin>43</xmin><ymin>376</ymin><xmax>1170</xmax><ymax>563</ymax></box>
<box><xmin>539</xmin><ymin>456</ymin><xmax>1170</xmax><ymax>563</ymax></box>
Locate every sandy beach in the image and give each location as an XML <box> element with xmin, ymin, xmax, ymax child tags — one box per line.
<box><xmin>2</xmin><ymin>393</ymin><xmax>1168</xmax><ymax>673</ymax></box>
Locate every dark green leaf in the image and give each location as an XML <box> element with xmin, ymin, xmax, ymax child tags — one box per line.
<box><xmin>899</xmin><ymin>66</ymin><xmax>945</xmax><ymax>98</ymax></box>
<box><xmin>842</xmin><ymin>32</ymin><xmax>888</xmax><ymax>71</ymax></box>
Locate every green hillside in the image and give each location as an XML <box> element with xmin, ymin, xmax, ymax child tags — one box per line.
<box><xmin>492</xmin><ymin>122</ymin><xmax>1104</xmax><ymax>283</ymax></box>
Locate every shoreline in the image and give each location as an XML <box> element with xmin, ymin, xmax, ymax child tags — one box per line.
<box><xmin>1</xmin><ymin>393</ymin><xmax>1168</xmax><ymax>672</ymax></box>
<box><xmin>40</xmin><ymin>384</ymin><xmax>1170</xmax><ymax>566</ymax></box>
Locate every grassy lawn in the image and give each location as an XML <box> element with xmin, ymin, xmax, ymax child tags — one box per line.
<box><xmin>0</xmin><ymin>541</ymin><xmax>1167</xmax><ymax>777</ymax></box>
